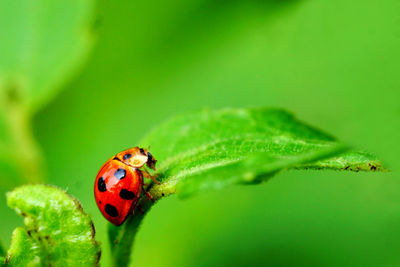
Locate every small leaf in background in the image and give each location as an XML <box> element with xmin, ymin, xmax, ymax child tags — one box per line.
<box><xmin>0</xmin><ymin>0</ymin><xmax>95</xmax><ymax>184</ymax></box>
<box><xmin>110</xmin><ymin>107</ymin><xmax>384</xmax><ymax>267</ymax></box>
<box><xmin>0</xmin><ymin>0</ymin><xmax>95</xmax><ymax>109</ymax></box>
<box><xmin>4</xmin><ymin>185</ymin><xmax>100</xmax><ymax>266</ymax></box>
<box><xmin>141</xmin><ymin>108</ymin><xmax>383</xmax><ymax>198</ymax></box>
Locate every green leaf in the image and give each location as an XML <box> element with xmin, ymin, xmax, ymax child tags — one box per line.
<box><xmin>4</xmin><ymin>228</ymin><xmax>43</xmax><ymax>266</ymax></box>
<box><xmin>175</xmin><ymin>148</ymin><xmax>344</xmax><ymax>198</ymax></box>
<box><xmin>0</xmin><ymin>0</ymin><xmax>95</xmax><ymax>110</ymax></box>
<box><xmin>299</xmin><ymin>151</ymin><xmax>385</xmax><ymax>172</ymax></box>
<box><xmin>5</xmin><ymin>185</ymin><xmax>100</xmax><ymax>266</ymax></box>
<box><xmin>110</xmin><ymin>107</ymin><xmax>384</xmax><ymax>266</ymax></box>
<box><xmin>0</xmin><ymin>0</ymin><xmax>95</xmax><ymax>184</ymax></box>
<box><xmin>141</xmin><ymin>108</ymin><xmax>382</xmax><ymax>198</ymax></box>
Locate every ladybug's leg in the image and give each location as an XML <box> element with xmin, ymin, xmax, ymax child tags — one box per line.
<box><xmin>142</xmin><ymin>170</ymin><xmax>160</xmax><ymax>184</ymax></box>
<box><xmin>142</xmin><ymin>186</ymin><xmax>154</xmax><ymax>202</ymax></box>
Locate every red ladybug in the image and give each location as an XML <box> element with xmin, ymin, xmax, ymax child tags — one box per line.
<box><xmin>94</xmin><ymin>147</ymin><xmax>158</xmax><ymax>226</ymax></box>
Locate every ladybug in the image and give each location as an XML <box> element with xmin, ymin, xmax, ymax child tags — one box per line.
<box><xmin>94</xmin><ymin>147</ymin><xmax>159</xmax><ymax>226</ymax></box>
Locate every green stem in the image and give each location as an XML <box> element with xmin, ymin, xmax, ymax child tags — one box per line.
<box><xmin>0</xmin><ymin>241</ymin><xmax>5</xmax><ymax>258</ymax></box>
<box><xmin>1</xmin><ymin>83</ymin><xmax>45</xmax><ymax>183</ymax></box>
<box><xmin>109</xmin><ymin>177</ymin><xmax>175</xmax><ymax>267</ymax></box>
<box><xmin>109</xmin><ymin>199</ymin><xmax>151</xmax><ymax>267</ymax></box>
<box><xmin>8</xmin><ymin>107</ymin><xmax>45</xmax><ymax>183</ymax></box>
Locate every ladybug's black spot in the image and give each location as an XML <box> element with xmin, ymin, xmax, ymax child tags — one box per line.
<box><xmin>119</xmin><ymin>189</ymin><xmax>135</xmax><ymax>200</ymax></box>
<box><xmin>97</xmin><ymin>177</ymin><xmax>107</xmax><ymax>192</ymax></box>
<box><xmin>123</xmin><ymin>153</ymin><xmax>132</xmax><ymax>160</ymax></box>
<box><xmin>114</xmin><ymin>168</ymin><xmax>126</xmax><ymax>179</ymax></box>
<box><xmin>99</xmin><ymin>201</ymin><xmax>102</xmax><ymax>204</ymax></box>
<box><xmin>105</xmin><ymin>204</ymin><xmax>119</xmax><ymax>217</ymax></box>
<box><xmin>140</xmin><ymin>148</ymin><xmax>146</xmax><ymax>155</ymax></box>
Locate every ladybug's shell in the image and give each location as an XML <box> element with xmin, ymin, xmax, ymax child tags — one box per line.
<box><xmin>94</xmin><ymin>159</ymin><xmax>142</xmax><ymax>226</ymax></box>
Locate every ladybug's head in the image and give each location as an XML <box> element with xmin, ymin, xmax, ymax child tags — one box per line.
<box><xmin>115</xmin><ymin>147</ymin><xmax>157</xmax><ymax>170</ymax></box>
<box><xmin>145</xmin><ymin>151</ymin><xmax>157</xmax><ymax>171</ymax></box>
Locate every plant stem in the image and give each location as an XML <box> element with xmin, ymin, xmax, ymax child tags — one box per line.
<box><xmin>109</xmin><ymin>178</ymin><xmax>174</xmax><ymax>267</ymax></box>
<box><xmin>1</xmin><ymin>83</ymin><xmax>45</xmax><ymax>184</ymax></box>
<box><xmin>109</xmin><ymin>199</ymin><xmax>152</xmax><ymax>267</ymax></box>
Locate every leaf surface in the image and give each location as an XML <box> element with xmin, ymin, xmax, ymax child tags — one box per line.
<box><xmin>141</xmin><ymin>108</ymin><xmax>382</xmax><ymax>197</ymax></box>
<box><xmin>0</xmin><ymin>0</ymin><xmax>95</xmax><ymax>110</ymax></box>
<box><xmin>5</xmin><ymin>185</ymin><xmax>100</xmax><ymax>266</ymax></box>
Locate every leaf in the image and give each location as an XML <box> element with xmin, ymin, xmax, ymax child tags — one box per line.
<box><xmin>175</xmin><ymin>148</ymin><xmax>344</xmax><ymax>198</ymax></box>
<box><xmin>4</xmin><ymin>228</ymin><xmax>43</xmax><ymax>266</ymax></box>
<box><xmin>110</xmin><ymin>107</ymin><xmax>384</xmax><ymax>267</ymax></box>
<box><xmin>0</xmin><ymin>0</ymin><xmax>95</xmax><ymax>110</ymax></box>
<box><xmin>0</xmin><ymin>0</ymin><xmax>95</xmax><ymax>184</ymax></box>
<box><xmin>141</xmin><ymin>108</ymin><xmax>382</xmax><ymax>198</ymax></box>
<box><xmin>299</xmin><ymin>151</ymin><xmax>385</xmax><ymax>172</ymax></box>
<box><xmin>4</xmin><ymin>185</ymin><xmax>100</xmax><ymax>266</ymax></box>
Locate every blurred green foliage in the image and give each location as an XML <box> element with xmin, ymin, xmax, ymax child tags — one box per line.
<box><xmin>0</xmin><ymin>241</ymin><xmax>4</xmax><ymax>258</ymax></box>
<box><xmin>0</xmin><ymin>0</ymin><xmax>94</xmax><ymax>184</ymax></box>
<box><xmin>4</xmin><ymin>228</ymin><xmax>42</xmax><ymax>267</ymax></box>
<box><xmin>0</xmin><ymin>0</ymin><xmax>399</xmax><ymax>266</ymax></box>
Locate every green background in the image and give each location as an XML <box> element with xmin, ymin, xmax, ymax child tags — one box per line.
<box><xmin>1</xmin><ymin>0</ymin><xmax>399</xmax><ymax>266</ymax></box>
